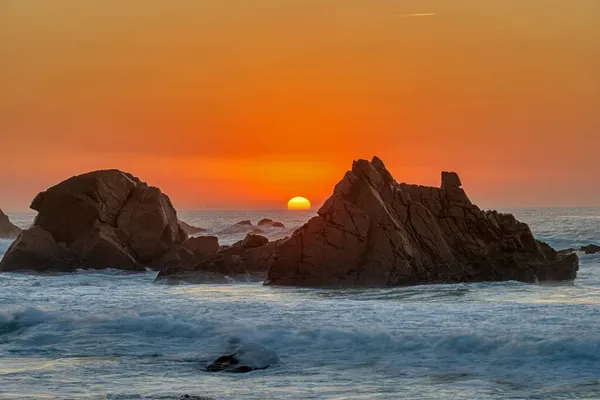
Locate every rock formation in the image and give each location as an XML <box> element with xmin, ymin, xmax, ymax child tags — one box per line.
<box><xmin>0</xmin><ymin>209</ymin><xmax>21</xmax><ymax>239</ymax></box>
<box><xmin>0</xmin><ymin>170</ymin><xmax>187</xmax><ymax>272</ymax></box>
<box><xmin>178</xmin><ymin>220</ymin><xmax>206</xmax><ymax>235</ymax></box>
<box><xmin>266</xmin><ymin>157</ymin><xmax>579</xmax><ymax>287</ymax></box>
<box><xmin>258</xmin><ymin>218</ymin><xmax>285</xmax><ymax>228</ymax></box>
<box><xmin>155</xmin><ymin>234</ymin><xmax>280</xmax><ymax>284</ymax></box>
<box><xmin>219</xmin><ymin>220</ymin><xmax>255</xmax><ymax>235</ymax></box>
<box><xmin>206</xmin><ymin>343</ymin><xmax>279</xmax><ymax>373</ymax></box>
<box><xmin>580</xmin><ymin>244</ymin><xmax>600</xmax><ymax>255</ymax></box>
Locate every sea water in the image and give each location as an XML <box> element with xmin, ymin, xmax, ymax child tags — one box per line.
<box><xmin>1</xmin><ymin>208</ymin><xmax>600</xmax><ymax>399</ymax></box>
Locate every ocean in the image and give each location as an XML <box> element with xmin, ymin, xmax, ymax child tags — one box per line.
<box><xmin>1</xmin><ymin>207</ymin><xmax>599</xmax><ymax>399</ymax></box>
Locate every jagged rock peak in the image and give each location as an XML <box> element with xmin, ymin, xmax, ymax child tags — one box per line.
<box><xmin>266</xmin><ymin>157</ymin><xmax>578</xmax><ymax>288</ymax></box>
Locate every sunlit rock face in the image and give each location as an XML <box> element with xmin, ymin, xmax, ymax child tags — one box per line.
<box><xmin>266</xmin><ymin>157</ymin><xmax>579</xmax><ymax>287</ymax></box>
<box><xmin>0</xmin><ymin>170</ymin><xmax>187</xmax><ymax>272</ymax></box>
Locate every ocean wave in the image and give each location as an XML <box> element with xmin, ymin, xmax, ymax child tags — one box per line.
<box><xmin>2</xmin><ymin>307</ymin><xmax>600</xmax><ymax>367</ymax></box>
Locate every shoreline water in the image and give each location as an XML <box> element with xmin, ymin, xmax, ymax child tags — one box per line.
<box><xmin>1</xmin><ymin>207</ymin><xmax>599</xmax><ymax>399</ymax></box>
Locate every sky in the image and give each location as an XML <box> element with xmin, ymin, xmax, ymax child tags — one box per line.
<box><xmin>1</xmin><ymin>0</ymin><xmax>599</xmax><ymax>211</ymax></box>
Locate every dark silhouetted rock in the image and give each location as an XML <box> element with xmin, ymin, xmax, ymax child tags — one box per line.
<box><xmin>581</xmin><ymin>244</ymin><xmax>600</xmax><ymax>254</ymax></box>
<box><xmin>178</xmin><ymin>220</ymin><xmax>206</xmax><ymax>235</ymax></box>
<box><xmin>441</xmin><ymin>171</ymin><xmax>462</xmax><ymax>188</ymax></box>
<box><xmin>206</xmin><ymin>343</ymin><xmax>279</xmax><ymax>373</ymax></box>
<box><xmin>0</xmin><ymin>170</ymin><xmax>186</xmax><ymax>272</ymax></box>
<box><xmin>240</xmin><ymin>234</ymin><xmax>269</xmax><ymax>249</ymax></box>
<box><xmin>0</xmin><ymin>209</ymin><xmax>21</xmax><ymax>239</ymax></box>
<box><xmin>251</xmin><ymin>228</ymin><xmax>265</xmax><ymax>235</ymax></box>
<box><xmin>257</xmin><ymin>218</ymin><xmax>285</xmax><ymax>228</ymax></box>
<box><xmin>182</xmin><ymin>236</ymin><xmax>220</xmax><ymax>258</ymax></box>
<box><xmin>219</xmin><ymin>220</ymin><xmax>255</xmax><ymax>234</ymax></box>
<box><xmin>155</xmin><ymin>235</ymin><xmax>281</xmax><ymax>284</ymax></box>
<box><xmin>557</xmin><ymin>248</ymin><xmax>576</xmax><ymax>257</ymax></box>
<box><xmin>153</xmin><ymin>236</ymin><xmax>220</xmax><ymax>271</ymax></box>
<box><xmin>266</xmin><ymin>157</ymin><xmax>579</xmax><ymax>287</ymax></box>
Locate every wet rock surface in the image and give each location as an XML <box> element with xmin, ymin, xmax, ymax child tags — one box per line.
<box><xmin>0</xmin><ymin>170</ymin><xmax>186</xmax><ymax>272</ymax></box>
<box><xmin>206</xmin><ymin>343</ymin><xmax>279</xmax><ymax>373</ymax></box>
<box><xmin>155</xmin><ymin>234</ymin><xmax>281</xmax><ymax>284</ymax></box>
<box><xmin>581</xmin><ymin>244</ymin><xmax>600</xmax><ymax>255</ymax></box>
<box><xmin>266</xmin><ymin>157</ymin><xmax>579</xmax><ymax>287</ymax></box>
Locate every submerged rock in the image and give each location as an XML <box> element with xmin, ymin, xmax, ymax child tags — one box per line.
<box><xmin>178</xmin><ymin>220</ymin><xmax>206</xmax><ymax>235</ymax></box>
<box><xmin>0</xmin><ymin>209</ymin><xmax>21</xmax><ymax>239</ymax></box>
<box><xmin>206</xmin><ymin>343</ymin><xmax>279</xmax><ymax>373</ymax></box>
<box><xmin>266</xmin><ymin>157</ymin><xmax>579</xmax><ymax>287</ymax></box>
<box><xmin>272</xmin><ymin>221</ymin><xmax>285</xmax><ymax>228</ymax></box>
<box><xmin>0</xmin><ymin>170</ymin><xmax>187</xmax><ymax>272</ymax></box>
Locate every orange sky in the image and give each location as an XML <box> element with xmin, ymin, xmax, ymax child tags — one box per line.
<box><xmin>1</xmin><ymin>0</ymin><xmax>599</xmax><ymax>211</ymax></box>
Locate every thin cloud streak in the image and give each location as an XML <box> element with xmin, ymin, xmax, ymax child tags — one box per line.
<box><xmin>396</xmin><ymin>13</ymin><xmax>436</xmax><ymax>18</ymax></box>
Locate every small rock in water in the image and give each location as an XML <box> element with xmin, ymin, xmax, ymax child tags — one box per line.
<box><xmin>235</xmin><ymin>220</ymin><xmax>253</xmax><ymax>226</ymax></box>
<box><xmin>581</xmin><ymin>244</ymin><xmax>600</xmax><ymax>254</ymax></box>
<box><xmin>206</xmin><ymin>343</ymin><xmax>279</xmax><ymax>373</ymax></box>
<box><xmin>257</xmin><ymin>218</ymin><xmax>274</xmax><ymax>226</ymax></box>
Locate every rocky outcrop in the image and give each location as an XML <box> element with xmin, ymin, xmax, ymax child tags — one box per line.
<box><xmin>178</xmin><ymin>220</ymin><xmax>206</xmax><ymax>235</ymax></box>
<box><xmin>0</xmin><ymin>209</ymin><xmax>21</xmax><ymax>239</ymax></box>
<box><xmin>155</xmin><ymin>234</ymin><xmax>280</xmax><ymax>284</ymax></box>
<box><xmin>0</xmin><ymin>170</ymin><xmax>187</xmax><ymax>272</ymax></box>
<box><xmin>258</xmin><ymin>218</ymin><xmax>285</xmax><ymax>228</ymax></box>
<box><xmin>266</xmin><ymin>157</ymin><xmax>579</xmax><ymax>287</ymax></box>
<box><xmin>557</xmin><ymin>245</ymin><xmax>600</xmax><ymax>255</ymax></box>
<box><xmin>206</xmin><ymin>343</ymin><xmax>279</xmax><ymax>373</ymax></box>
<box><xmin>581</xmin><ymin>244</ymin><xmax>600</xmax><ymax>255</ymax></box>
<box><xmin>219</xmin><ymin>220</ymin><xmax>254</xmax><ymax>235</ymax></box>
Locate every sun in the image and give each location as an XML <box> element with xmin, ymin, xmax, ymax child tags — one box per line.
<box><xmin>287</xmin><ymin>196</ymin><xmax>311</xmax><ymax>210</ymax></box>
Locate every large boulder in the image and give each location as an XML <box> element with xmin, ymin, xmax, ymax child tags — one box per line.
<box><xmin>0</xmin><ymin>209</ymin><xmax>21</xmax><ymax>239</ymax></box>
<box><xmin>155</xmin><ymin>234</ymin><xmax>281</xmax><ymax>284</ymax></box>
<box><xmin>0</xmin><ymin>170</ymin><xmax>187</xmax><ymax>272</ymax></box>
<box><xmin>266</xmin><ymin>157</ymin><xmax>579</xmax><ymax>287</ymax></box>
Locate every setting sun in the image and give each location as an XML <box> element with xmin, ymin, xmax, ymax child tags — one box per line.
<box><xmin>287</xmin><ymin>197</ymin><xmax>311</xmax><ymax>210</ymax></box>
